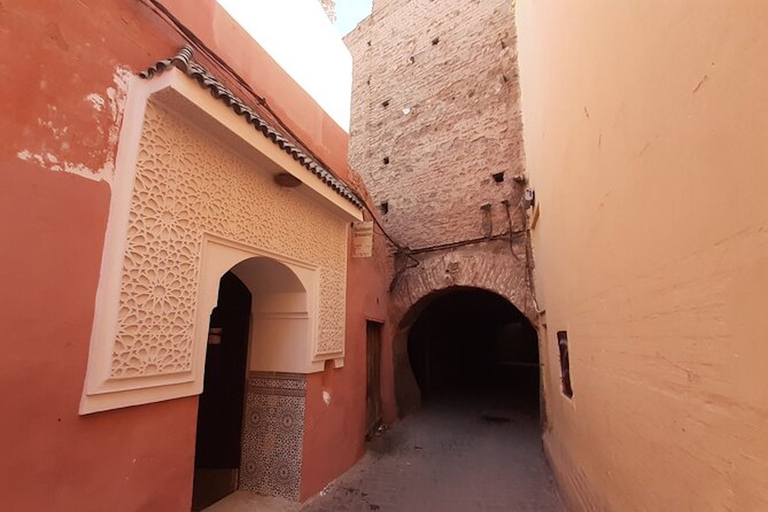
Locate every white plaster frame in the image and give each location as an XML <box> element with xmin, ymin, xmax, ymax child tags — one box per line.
<box><xmin>80</xmin><ymin>69</ymin><xmax>359</xmax><ymax>414</ymax></box>
<box><xmin>198</xmin><ymin>235</ymin><xmax>327</xmax><ymax>376</ymax></box>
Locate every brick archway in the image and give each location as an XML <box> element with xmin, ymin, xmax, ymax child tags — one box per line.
<box><xmin>389</xmin><ymin>249</ymin><xmax>535</xmax><ymax>416</ymax></box>
<box><xmin>391</xmin><ymin>249</ymin><xmax>534</xmax><ymax>325</ymax></box>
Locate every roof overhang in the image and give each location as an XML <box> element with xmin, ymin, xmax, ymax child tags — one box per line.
<box><xmin>139</xmin><ymin>47</ymin><xmax>363</xmax><ymax>222</ymax></box>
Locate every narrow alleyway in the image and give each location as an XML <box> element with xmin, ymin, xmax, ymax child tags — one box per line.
<box><xmin>299</xmin><ymin>385</ymin><xmax>564</xmax><ymax>512</ymax></box>
<box><xmin>204</xmin><ymin>287</ymin><xmax>562</xmax><ymax>512</ymax></box>
<box><xmin>294</xmin><ymin>287</ymin><xmax>564</xmax><ymax>511</ymax></box>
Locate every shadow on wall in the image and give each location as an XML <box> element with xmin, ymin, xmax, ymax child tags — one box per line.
<box><xmin>393</xmin><ymin>286</ymin><xmax>539</xmax><ymax>415</ymax></box>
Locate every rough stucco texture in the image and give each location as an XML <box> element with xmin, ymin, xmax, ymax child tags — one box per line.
<box><xmin>516</xmin><ymin>1</ymin><xmax>768</xmax><ymax>510</ymax></box>
<box><xmin>302</xmin><ymin>205</ymin><xmax>395</xmax><ymax>500</ymax></box>
<box><xmin>345</xmin><ymin>0</ymin><xmax>527</xmax><ymax>250</ymax></box>
<box><xmin>345</xmin><ymin>0</ymin><xmax>534</xmax><ymax>420</ymax></box>
<box><xmin>0</xmin><ymin>0</ymin><xmax>376</xmax><ymax>509</ymax></box>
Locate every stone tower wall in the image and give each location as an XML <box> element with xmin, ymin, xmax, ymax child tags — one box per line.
<box><xmin>345</xmin><ymin>0</ymin><xmax>531</xmax><ymax>315</ymax></box>
<box><xmin>345</xmin><ymin>0</ymin><xmax>526</xmax><ymax>250</ymax></box>
<box><xmin>346</xmin><ymin>0</ymin><xmax>533</xmax><ymax>414</ymax></box>
<box><xmin>319</xmin><ymin>0</ymin><xmax>336</xmax><ymax>23</ymax></box>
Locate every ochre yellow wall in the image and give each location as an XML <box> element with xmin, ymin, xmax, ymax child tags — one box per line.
<box><xmin>516</xmin><ymin>1</ymin><xmax>768</xmax><ymax>510</ymax></box>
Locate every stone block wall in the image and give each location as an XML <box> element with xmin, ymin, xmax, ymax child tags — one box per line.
<box><xmin>346</xmin><ymin>0</ymin><xmax>534</xmax><ymax>416</ymax></box>
<box><xmin>319</xmin><ymin>0</ymin><xmax>336</xmax><ymax>23</ymax></box>
<box><xmin>345</xmin><ymin>0</ymin><xmax>527</xmax><ymax>250</ymax></box>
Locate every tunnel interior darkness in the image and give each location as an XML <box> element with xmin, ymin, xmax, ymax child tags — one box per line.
<box><xmin>407</xmin><ymin>287</ymin><xmax>539</xmax><ymax>410</ymax></box>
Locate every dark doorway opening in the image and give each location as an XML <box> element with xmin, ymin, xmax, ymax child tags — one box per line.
<box><xmin>366</xmin><ymin>321</ymin><xmax>383</xmax><ymax>437</ymax></box>
<box><xmin>192</xmin><ymin>271</ymin><xmax>252</xmax><ymax>511</ymax></box>
<box><xmin>407</xmin><ymin>287</ymin><xmax>539</xmax><ymax>414</ymax></box>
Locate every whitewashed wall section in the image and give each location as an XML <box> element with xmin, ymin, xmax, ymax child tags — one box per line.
<box><xmin>81</xmin><ymin>73</ymin><xmax>353</xmax><ymax>414</ymax></box>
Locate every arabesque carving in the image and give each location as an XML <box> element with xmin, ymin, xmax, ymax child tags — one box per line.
<box><xmin>109</xmin><ymin>101</ymin><xmax>347</xmax><ymax>378</ymax></box>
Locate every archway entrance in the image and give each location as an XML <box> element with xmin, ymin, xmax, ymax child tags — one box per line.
<box><xmin>302</xmin><ymin>287</ymin><xmax>562</xmax><ymax>509</ymax></box>
<box><xmin>191</xmin><ymin>254</ymin><xmax>314</xmax><ymax>509</ymax></box>
<box><xmin>192</xmin><ymin>271</ymin><xmax>251</xmax><ymax>510</ymax></box>
<box><xmin>406</xmin><ymin>287</ymin><xmax>539</xmax><ymax>414</ymax></box>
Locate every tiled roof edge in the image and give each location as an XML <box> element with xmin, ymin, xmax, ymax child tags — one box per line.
<box><xmin>139</xmin><ymin>46</ymin><xmax>363</xmax><ymax>209</ymax></box>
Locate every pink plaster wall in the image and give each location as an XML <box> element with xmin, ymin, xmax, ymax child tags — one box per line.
<box><xmin>0</xmin><ymin>0</ymin><xmax>376</xmax><ymax>509</ymax></box>
<box><xmin>516</xmin><ymin>1</ymin><xmax>768</xmax><ymax>509</ymax></box>
<box><xmin>301</xmin><ymin>205</ymin><xmax>395</xmax><ymax>500</ymax></box>
<box><xmin>0</xmin><ymin>167</ymin><xmax>198</xmax><ymax>511</ymax></box>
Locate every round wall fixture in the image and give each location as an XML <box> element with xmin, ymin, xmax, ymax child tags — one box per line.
<box><xmin>274</xmin><ymin>172</ymin><xmax>302</xmax><ymax>188</ymax></box>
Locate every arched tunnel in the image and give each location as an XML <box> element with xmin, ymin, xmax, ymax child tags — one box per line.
<box><xmin>305</xmin><ymin>286</ymin><xmax>559</xmax><ymax>511</ymax></box>
<box><xmin>404</xmin><ymin>287</ymin><xmax>540</xmax><ymax>414</ymax></box>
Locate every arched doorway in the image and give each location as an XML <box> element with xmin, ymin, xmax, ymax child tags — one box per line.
<box><xmin>192</xmin><ymin>255</ymin><xmax>313</xmax><ymax>509</ymax></box>
<box><xmin>404</xmin><ymin>286</ymin><xmax>539</xmax><ymax>415</ymax></box>
<box><xmin>192</xmin><ymin>271</ymin><xmax>251</xmax><ymax>510</ymax></box>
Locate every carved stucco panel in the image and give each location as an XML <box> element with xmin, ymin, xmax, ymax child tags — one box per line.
<box><xmin>110</xmin><ymin>101</ymin><xmax>348</xmax><ymax>379</ymax></box>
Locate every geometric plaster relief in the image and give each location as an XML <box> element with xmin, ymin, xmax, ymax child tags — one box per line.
<box><xmin>81</xmin><ymin>71</ymin><xmax>352</xmax><ymax>414</ymax></box>
<box><xmin>111</xmin><ymin>101</ymin><xmax>348</xmax><ymax>378</ymax></box>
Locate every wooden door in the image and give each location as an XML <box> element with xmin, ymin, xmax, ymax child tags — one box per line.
<box><xmin>192</xmin><ymin>272</ymin><xmax>251</xmax><ymax>510</ymax></box>
<box><xmin>366</xmin><ymin>321</ymin><xmax>383</xmax><ymax>436</ymax></box>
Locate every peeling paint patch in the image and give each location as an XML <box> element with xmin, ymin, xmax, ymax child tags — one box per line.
<box><xmin>107</xmin><ymin>68</ymin><xmax>132</xmax><ymax>146</ymax></box>
<box><xmin>17</xmin><ymin>149</ymin><xmax>113</xmax><ymax>182</ymax></box>
<box><xmin>38</xmin><ymin>116</ymin><xmax>68</xmax><ymax>137</ymax></box>
<box><xmin>20</xmin><ymin>66</ymin><xmax>132</xmax><ymax>185</ymax></box>
<box><xmin>86</xmin><ymin>93</ymin><xmax>105</xmax><ymax>111</ymax></box>
<box><xmin>322</xmin><ymin>390</ymin><xmax>332</xmax><ymax>406</ymax></box>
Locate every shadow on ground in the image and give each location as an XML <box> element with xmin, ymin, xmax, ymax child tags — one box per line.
<box><xmin>300</xmin><ymin>378</ymin><xmax>564</xmax><ymax>512</ymax></box>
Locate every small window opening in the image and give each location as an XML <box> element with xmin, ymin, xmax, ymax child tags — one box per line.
<box><xmin>408</xmin><ymin>56</ymin><xmax>415</xmax><ymax>64</ymax></box>
<box><xmin>557</xmin><ymin>331</ymin><xmax>573</xmax><ymax>398</ymax></box>
<box><xmin>492</xmin><ymin>172</ymin><xmax>505</xmax><ymax>183</ymax></box>
<box><xmin>367</xmin><ymin>41</ymin><xmax>371</xmax><ymax>47</ymax></box>
<box><xmin>501</xmin><ymin>40</ymin><xmax>507</xmax><ymax>49</ymax></box>
<box><xmin>382</xmin><ymin>99</ymin><xmax>390</xmax><ymax>108</ymax></box>
<box><xmin>380</xmin><ymin>201</ymin><xmax>389</xmax><ymax>215</ymax></box>
<box><xmin>432</xmin><ymin>37</ymin><xmax>440</xmax><ymax>45</ymax></box>
<box><xmin>383</xmin><ymin>157</ymin><xmax>390</xmax><ymax>165</ymax></box>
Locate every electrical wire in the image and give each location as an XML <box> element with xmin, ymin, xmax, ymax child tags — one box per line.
<box><xmin>139</xmin><ymin>0</ymin><xmax>413</xmax><ymax>260</ymax></box>
<box><xmin>403</xmin><ymin>229</ymin><xmax>526</xmax><ymax>256</ymax></box>
<box><xmin>135</xmin><ymin>1</ymin><xmax>546</xmax><ymax>311</ymax></box>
